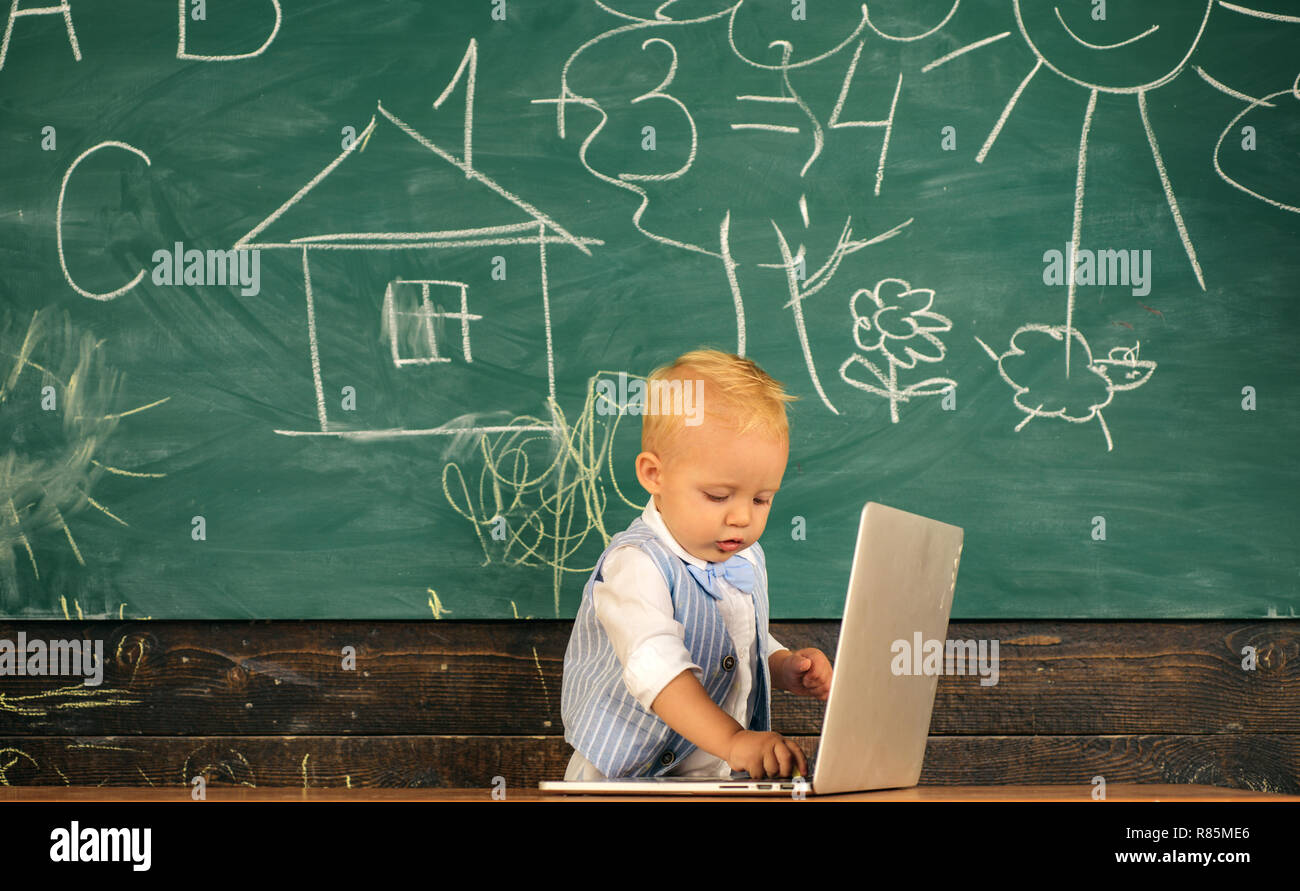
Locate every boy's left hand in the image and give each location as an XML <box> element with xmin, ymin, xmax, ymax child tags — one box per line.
<box><xmin>775</xmin><ymin>648</ymin><xmax>832</xmax><ymax>700</ymax></box>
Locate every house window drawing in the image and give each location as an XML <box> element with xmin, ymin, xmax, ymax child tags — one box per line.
<box><xmin>383</xmin><ymin>279</ymin><xmax>480</xmax><ymax>366</ymax></box>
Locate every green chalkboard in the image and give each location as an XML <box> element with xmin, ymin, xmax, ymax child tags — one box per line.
<box><xmin>1</xmin><ymin>0</ymin><xmax>1296</xmax><ymax>619</ymax></box>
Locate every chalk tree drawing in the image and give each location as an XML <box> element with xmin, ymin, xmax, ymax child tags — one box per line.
<box><xmin>0</xmin><ymin>308</ymin><xmax>167</xmax><ymax>613</ymax></box>
<box><xmin>537</xmin><ymin>2</ymin><xmax>937</xmax><ymax>415</ymax></box>
<box><xmin>236</xmin><ymin>40</ymin><xmax>603</xmax><ymax>441</ymax></box>
<box><xmin>441</xmin><ymin>370</ymin><xmax>645</xmax><ymax>616</ymax></box>
<box><xmin>839</xmin><ymin>278</ymin><xmax>956</xmax><ymax>423</ymax></box>
<box><xmin>974</xmin><ymin>324</ymin><xmax>1155</xmax><ymax>452</ymax></box>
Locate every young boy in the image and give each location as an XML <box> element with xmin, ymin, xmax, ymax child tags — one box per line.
<box><xmin>561</xmin><ymin>349</ymin><xmax>833</xmax><ymax>780</ymax></box>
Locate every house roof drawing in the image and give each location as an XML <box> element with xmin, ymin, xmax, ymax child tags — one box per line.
<box><xmin>235</xmin><ymin>100</ymin><xmax>600</xmax><ymax>254</ymax></box>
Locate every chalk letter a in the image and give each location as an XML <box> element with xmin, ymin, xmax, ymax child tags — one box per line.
<box><xmin>0</xmin><ymin>0</ymin><xmax>82</xmax><ymax>71</ymax></box>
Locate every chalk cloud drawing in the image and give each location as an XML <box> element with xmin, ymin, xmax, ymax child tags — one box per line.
<box><xmin>1212</xmin><ymin>70</ymin><xmax>1300</xmax><ymax>214</ymax></box>
<box><xmin>839</xmin><ymin>278</ymin><xmax>956</xmax><ymax>423</ymax></box>
<box><xmin>974</xmin><ymin>324</ymin><xmax>1155</xmax><ymax>452</ymax></box>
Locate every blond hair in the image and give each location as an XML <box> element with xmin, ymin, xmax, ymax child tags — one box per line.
<box><xmin>641</xmin><ymin>349</ymin><xmax>797</xmax><ymax>459</ymax></box>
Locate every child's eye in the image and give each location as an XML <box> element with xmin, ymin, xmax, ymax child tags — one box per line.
<box><xmin>753</xmin><ymin>498</ymin><xmax>770</xmax><ymax>506</ymax></box>
<box><xmin>705</xmin><ymin>493</ymin><xmax>728</xmax><ymax>503</ymax></box>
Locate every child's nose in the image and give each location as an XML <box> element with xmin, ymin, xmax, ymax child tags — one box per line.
<box><xmin>726</xmin><ymin>504</ymin><xmax>750</xmax><ymax>526</ymax></box>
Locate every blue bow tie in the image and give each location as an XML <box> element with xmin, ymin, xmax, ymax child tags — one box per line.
<box><xmin>686</xmin><ymin>555</ymin><xmax>756</xmax><ymax>599</ymax></box>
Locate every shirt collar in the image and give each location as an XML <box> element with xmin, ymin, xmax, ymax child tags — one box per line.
<box><xmin>641</xmin><ymin>498</ymin><xmax>756</xmax><ymax>569</ymax></box>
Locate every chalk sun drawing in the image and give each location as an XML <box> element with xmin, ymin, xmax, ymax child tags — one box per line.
<box><xmin>917</xmin><ymin>1</ymin><xmax>1293</xmax><ymax>451</ymax></box>
<box><xmin>927</xmin><ymin>0</ymin><xmax>1296</xmax><ymax>375</ymax></box>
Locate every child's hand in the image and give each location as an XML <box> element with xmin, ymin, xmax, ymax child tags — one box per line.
<box><xmin>776</xmin><ymin>648</ymin><xmax>833</xmax><ymax>701</ymax></box>
<box><xmin>726</xmin><ymin>730</ymin><xmax>808</xmax><ymax>780</ymax></box>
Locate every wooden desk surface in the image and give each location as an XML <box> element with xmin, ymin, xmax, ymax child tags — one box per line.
<box><xmin>1</xmin><ymin>784</ymin><xmax>1295</xmax><ymax>803</ymax></box>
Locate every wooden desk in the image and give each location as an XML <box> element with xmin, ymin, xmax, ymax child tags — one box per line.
<box><xmin>1</xmin><ymin>784</ymin><xmax>1296</xmax><ymax>802</ymax></box>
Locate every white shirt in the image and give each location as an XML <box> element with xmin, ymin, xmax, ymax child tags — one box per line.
<box><xmin>564</xmin><ymin>500</ymin><xmax>786</xmax><ymax>779</ymax></box>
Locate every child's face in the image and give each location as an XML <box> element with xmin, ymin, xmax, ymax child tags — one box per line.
<box><xmin>636</xmin><ymin>417</ymin><xmax>788</xmax><ymax>564</ymax></box>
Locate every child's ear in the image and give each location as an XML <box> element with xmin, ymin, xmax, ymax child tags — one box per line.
<box><xmin>635</xmin><ymin>450</ymin><xmax>663</xmax><ymax>495</ymax></box>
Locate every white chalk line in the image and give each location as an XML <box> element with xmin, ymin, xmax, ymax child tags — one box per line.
<box><xmin>1138</xmin><ymin>90</ymin><xmax>1206</xmax><ymax>289</ymax></box>
<box><xmin>922</xmin><ymin>32</ymin><xmax>1009</xmax><ymax>73</ymax></box>
<box><xmin>301</xmin><ymin>247</ymin><xmax>328</xmax><ymax>433</ymax></box>
<box><xmin>1065</xmin><ymin>89</ymin><xmax>1098</xmax><ymax>378</ymax></box>
<box><xmin>976</xmin><ymin>59</ymin><xmax>1041</xmax><ymax>164</ymax></box>
<box><xmin>864</xmin><ymin>0</ymin><xmax>959</xmax><ymax>42</ymax></box>
<box><xmin>1053</xmin><ymin>7</ymin><xmax>1158</xmax><ymax>50</ymax></box>
<box><xmin>720</xmin><ymin>211</ymin><xmax>745</xmax><ymax>356</ymax></box>
<box><xmin>538</xmin><ymin>221</ymin><xmax>556</xmax><ymax>403</ymax></box>
<box><xmin>270</xmin><ymin>237</ymin><xmax>603</xmax><ymax>251</ymax></box>
<box><xmin>1217</xmin><ymin>1</ymin><xmax>1300</xmax><ymax>23</ymax></box>
<box><xmin>275</xmin><ymin>424</ymin><xmax>560</xmax><ymax>438</ymax></box>
<box><xmin>291</xmin><ymin>223</ymin><xmax>543</xmax><ymax>242</ymax></box>
<box><xmin>1195</xmin><ymin>65</ymin><xmax>1274</xmax><ymax>106</ymax></box>
<box><xmin>236</xmin><ymin>116</ymin><xmax>378</xmax><ymax>250</ymax></box>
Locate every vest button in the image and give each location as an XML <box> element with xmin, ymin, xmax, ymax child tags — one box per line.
<box><xmin>660</xmin><ymin>751</ymin><xmax>675</xmax><ymax>766</ymax></box>
<box><xmin>721</xmin><ymin>654</ymin><xmax>736</xmax><ymax>672</ymax></box>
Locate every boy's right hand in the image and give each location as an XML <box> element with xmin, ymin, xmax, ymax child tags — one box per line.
<box><xmin>726</xmin><ymin>730</ymin><xmax>808</xmax><ymax>780</ymax></box>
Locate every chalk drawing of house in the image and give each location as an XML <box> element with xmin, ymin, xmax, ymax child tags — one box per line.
<box><xmin>235</xmin><ymin>98</ymin><xmax>601</xmax><ymax>440</ymax></box>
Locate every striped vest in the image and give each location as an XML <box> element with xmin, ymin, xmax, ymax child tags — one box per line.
<box><xmin>561</xmin><ymin>516</ymin><xmax>772</xmax><ymax>778</ymax></box>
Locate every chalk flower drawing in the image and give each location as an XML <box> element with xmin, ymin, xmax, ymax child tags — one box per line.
<box><xmin>839</xmin><ymin>278</ymin><xmax>956</xmax><ymax>423</ymax></box>
<box><xmin>974</xmin><ymin>324</ymin><xmax>1156</xmax><ymax>452</ymax></box>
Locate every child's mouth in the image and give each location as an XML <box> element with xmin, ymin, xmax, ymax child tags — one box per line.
<box><xmin>716</xmin><ymin>538</ymin><xmax>743</xmax><ymax>552</ymax></box>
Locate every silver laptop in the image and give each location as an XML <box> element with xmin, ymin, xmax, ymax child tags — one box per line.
<box><xmin>540</xmin><ymin>501</ymin><xmax>965</xmax><ymax>796</ymax></box>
